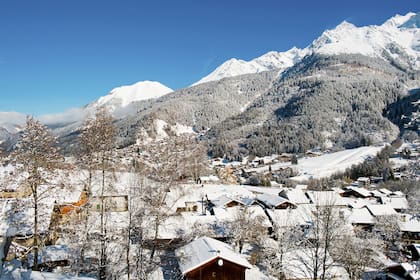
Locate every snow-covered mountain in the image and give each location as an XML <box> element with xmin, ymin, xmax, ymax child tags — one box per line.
<box><xmin>46</xmin><ymin>80</ymin><xmax>173</xmax><ymax>125</ymax></box>
<box><xmin>193</xmin><ymin>12</ymin><xmax>420</xmax><ymax>86</ymax></box>
<box><xmin>0</xmin><ymin>81</ymin><xmax>173</xmax><ymax>150</ymax></box>
<box><xmin>0</xmin><ymin>112</ymin><xmax>26</xmax><ymax>134</ymax></box>
<box><xmin>309</xmin><ymin>12</ymin><xmax>420</xmax><ymax>69</ymax></box>
<box><xmin>88</xmin><ymin>80</ymin><xmax>173</xmax><ymax>112</ymax></box>
<box><xmin>192</xmin><ymin>47</ymin><xmax>307</xmax><ymax>86</ymax></box>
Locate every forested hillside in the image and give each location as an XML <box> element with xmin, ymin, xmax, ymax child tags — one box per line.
<box><xmin>209</xmin><ymin>54</ymin><xmax>419</xmax><ymax>159</ymax></box>
<box><xmin>385</xmin><ymin>88</ymin><xmax>420</xmax><ymax>135</ymax></box>
<box><xmin>113</xmin><ymin>70</ymin><xmax>279</xmax><ymax>146</ymax></box>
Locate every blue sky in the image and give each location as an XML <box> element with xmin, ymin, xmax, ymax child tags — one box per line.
<box><xmin>0</xmin><ymin>0</ymin><xmax>418</xmax><ymax>115</ymax></box>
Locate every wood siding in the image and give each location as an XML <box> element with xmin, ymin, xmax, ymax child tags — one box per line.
<box><xmin>186</xmin><ymin>258</ymin><xmax>246</xmax><ymax>280</ymax></box>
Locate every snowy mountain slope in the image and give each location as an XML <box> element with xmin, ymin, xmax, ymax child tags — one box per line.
<box><xmin>0</xmin><ymin>112</ymin><xmax>26</xmax><ymax>134</ymax></box>
<box><xmin>193</xmin><ymin>12</ymin><xmax>420</xmax><ymax>86</ymax></box>
<box><xmin>192</xmin><ymin>48</ymin><xmax>307</xmax><ymax>86</ymax></box>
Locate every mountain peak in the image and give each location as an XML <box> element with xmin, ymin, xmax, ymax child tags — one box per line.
<box><xmin>335</xmin><ymin>20</ymin><xmax>356</xmax><ymax>30</ymax></box>
<box><xmin>192</xmin><ymin>48</ymin><xmax>308</xmax><ymax>86</ymax></box>
<box><xmin>308</xmin><ymin>12</ymin><xmax>419</xmax><ymax>68</ymax></box>
<box><xmin>382</xmin><ymin>12</ymin><xmax>417</xmax><ymax>28</ymax></box>
<box><xmin>95</xmin><ymin>80</ymin><xmax>173</xmax><ymax>109</ymax></box>
<box><xmin>398</xmin><ymin>12</ymin><xmax>420</xmax><ymax>29</ymax></box>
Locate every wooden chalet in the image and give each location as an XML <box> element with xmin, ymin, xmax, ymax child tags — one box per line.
<box><xmin>256</xmin><ymin>193</ymin><xmax>297</xmax><ymax>209</ymax></box>
<box><xmin>342</xmin><ymin>186</ymin><xmax>372</xmax><ymax>198</ymax></box>
<box><xmin>176</xmin><ymin>237</ymin><xmax>251</xmax><ymax>280</ymax></box>
<box><xmin>211</xmin><ymin>195</ymin><xmax>247</xmax><ymax>208</ymax></box>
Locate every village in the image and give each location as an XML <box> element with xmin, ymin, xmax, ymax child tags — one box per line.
<box><xmin>0</xmin><ymin>132</ymin><xmax>419</xmax><ymax>280</ymax></box>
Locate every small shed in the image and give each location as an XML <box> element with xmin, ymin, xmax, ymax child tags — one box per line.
<box><xmin>176</xmin><ymin>237</ymin><xmax>252</xmax><ymax>280</ymax></box>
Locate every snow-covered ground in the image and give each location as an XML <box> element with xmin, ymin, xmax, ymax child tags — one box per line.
<box><xmin>247</xmin><ymin>145</ymin><xmax>384</xmax><ymax>181</ymax></box>
<box><xmin>1</xmin><ymin>260</ymin><xmax>95</xmax><ymax>280</ymax></box>
<box><xmin>290</xmin><ymin>146</ymin><xmax>384</xmax><ymax>180</ymax></box>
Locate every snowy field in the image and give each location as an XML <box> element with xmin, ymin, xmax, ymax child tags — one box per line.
<box><xmin>247</xmin><ymin>145</ymin><xmax>384</xmax><ymax>181</ymax></box>
<box><xmin>290</xmin><ymin>145</ymin><xmax>384</xmax><ymax>180</ymax></box>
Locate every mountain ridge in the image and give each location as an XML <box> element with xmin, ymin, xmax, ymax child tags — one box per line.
<box><xmin>193</xmin><ymin>12</ymin><xmax>419</xmax><ymax>86</ymax></box>
<box><xmin>1</xmin><ymin>12</ymin><xmax>419</xmax><ymax>155</ymax></box>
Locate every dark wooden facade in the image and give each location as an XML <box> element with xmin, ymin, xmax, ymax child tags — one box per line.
<box><xmin>185</xmin><ymin>257</ymin><xmax>246</xmax><ymax>280</ymax></box>
<box><xmin>274</xmin><ymin>201</ymin><xmax>297</xmax><ymax>209</ymax></box>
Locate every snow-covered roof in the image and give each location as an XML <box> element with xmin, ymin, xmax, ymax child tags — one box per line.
<box><xmin>211</xmin><ymin>195</ymin><xmax>245</xmax><ymax>208</ymax></box>
<box><xmin>345</xmin><ymin>186</ymin><xmax>372</xmax><ymax>198</ymax></box>
<box><xmin>379</xmin><ymin>188</ymin><xmax>393</xmax><ymax>195</ymax></box>
<box><xmin>392</xmin><ymin>263</ymin><xmax>420</xmax><ymax>280</ymax></box>
<box><xmin>341</xmin><ymin>197</ymin><xmax>371</xmax><ymax>209</ymax></box>
<box><xmin>380</xmin><ymin>196</ymin><xmax>409</xmax><ymax>210</ymax></box>
<box><xmin>365</xmin><ymin>204</ymin><xmax>398</xmax><ymax>217</ymax></box>
<box><xmin>243</xmin><ymin>185</ymin><xmax>283</xmax><ymax>196</ymax></box>
<box><xmin>240</xmin><ymin>197</ymin><xmax>257</xmax><ymax>206</ymax></box>
<box><xmin>306</xmin><ymin>191</ymin><xmax>346</xmax><ymax>206</ymax></box>
<box><xmin>349</xmin><ymin>208</ymin><xmax>375</xmax><ymax>225</ymax></box>
<box><xmin>256</xmin><ymin>193</ymin><xmax>294</xmax><ymax>208</ymax></box>
<box><xmin>246</xmin><ymin>266</ymin><xmax>272</xmax><ymax>280</ymax></box>
<box><xmin>28</xmin><ymin>245</ymin><xmax>69</xmax><ymax>266</ymax></box>
<box><xmin>390</xmin><ymin>191</ymin><xmax>405</xmax><ymax>197</ymax></box>
<box><xmin>268</xmin><ymin>207</ymin><xmax>313</xmax><ymax>228</ymax></box>
<box><xmin>199</xmin><ymin>184</ymin><xmax>255</xmax><ymax>201</ymax></box>
<box><xmin>398</xmin><ymin>214</ymin><xmax>420</xmax><ymax>233</ymax></box>
<box><xmin>212</xmin><ymin>205</ymin><xmax>271</xmax><ymax>228</ymax></box>
<box><xmin>2</xmin><ymin>263</ymin><xmax>96</xmax><ymax>280</ymax></box>
<box><xmin>370</xmin><ymin>190</ymin><xmax>385</xmax><ymax>198</ymax></box>
<box><xmin>154</xmin><ymin>215</ymin><xmax>189</xmax><ymax>240</ymax></box>
<box><xmin>151</xmin><ymin>213</ymin><xmax>219</xmax><ymax>240</ymax></box>
<box><xmin>279</xmin><ymin>188</ymin><xmax>310</xmax><ymax>204</ymax></box>
<box><xmin>175</xmin><ymin>237</ymin><xmax>251</xmax><ymax>275</ymax></box>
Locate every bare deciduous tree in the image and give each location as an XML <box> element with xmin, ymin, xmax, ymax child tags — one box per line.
<box><xmin>79</xmin><ymin>107</ymin><xmax>116</xmax><ymax>280</ymax></box>
<box><xmin>298</xmin><ymin>193</ymin><xmax>345</xmax><ymax>280</ymax></box>
<box><xmin>330</xmin><ymin>233</ymin><xmax>385</xmax><ymax>280</ymax></box>
<box><xmin>13</xmin><ymin>116</ymin><xmax>62</xmax><ymax>271</ymax></box>
<box><xmin>261</xmin><ymin>213</ymin><xmax>303</xmax><ymax>279</ymax></box>
<box><xmin>374</xmin><ymin>215</ymin><xmax>402</xmax><ymax>261</ymax></box>
<box><xmin>224</xmin><ymin>206</ymin><xmax>267</xmax><ymax>254</ymax></box>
